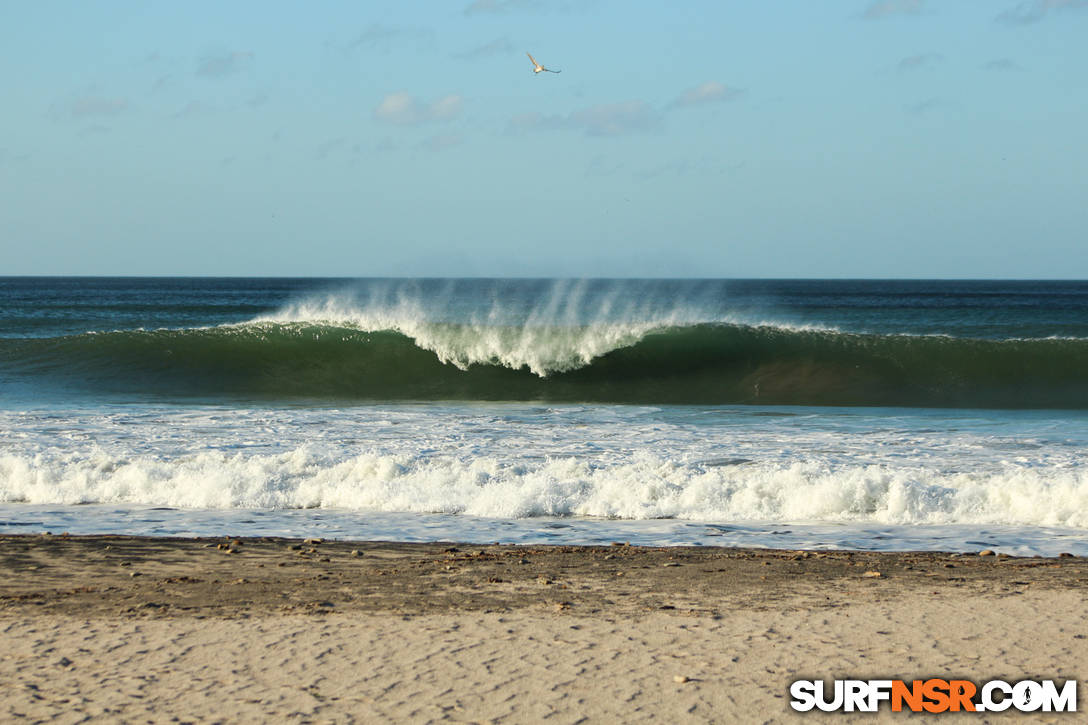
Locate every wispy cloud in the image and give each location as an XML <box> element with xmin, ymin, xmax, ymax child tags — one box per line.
<box><xmin>508</xmin><ymin>111</ymin><xmax>569</xmax><ymax>133</ymax></box>
<box><xmin>511</xmin><ymin>101</ymin><xmax>663</xmax><ymax>137</ymax></box>
<box><xmin>897</xmin><ymin>52</ymin><xmax>943</xmax><ymax>72</ymax></box>
<box><xmin>66</xmin><ymin>96</ymin><xmax>129</xmax><ymax>119</ymax></box>
<box><xmin>629</xmin><ymin>156</ymin><xmax>742</xmax><ymax>181</ymax></box>
<box><xmin>78</xmin><ymin>124</ymin><xmax>112</xmax><ymax>137</ymax></box>
<box><xmin>671</xmin><ymin>81</ymin><xmax>744</xmax><ymax>108</ymax></box>
<box><xmin>983</xmin><ymin>58</ymin><xmax>1024</xmax><ymax>71</ymax></box>
<box><xmin>351</xmin><ymin>23</ymin><xmax>404</xmax><ymax>47</ymax></box>
<box><xmin>420</xmin><ymin>133</ymin><xmax>464</xmax><ymax>152</ymax></box>
<box><xmin>636</xmin><ymin>160</ymin><xmax>696</xmax><ymax>180</ymax></box>
<box><xmin>456</xmin><ymin>37</ymin><xmax>515</xmax><ymax>60</ymax></box>
<box><xmin>862</xmin><ymin>0</ymin><xmax>924</xmax><ymax>19</ymax></box>
<box><xmin>349</xmin><ymin>23</ymin><xmax>429</xmax><ymax>50</ymax></box>
<box><xmin>906</xmin><ymin>97</ymin><xmax>944</xmax><ymax>114</ymax></box>
<box><xmin>511</xmin><ymin>78</ymin><xmax>743</xmax><ymax>138</ymax></box>
<box><xmin>315</xmin><ymin>137</ymin><xmax>346</xmax><ymax>160</ymax></box>
<box><xmin>0</xmin><ymin>148</ymin><xmax>31</xmax><ymax>165</ymax></box>
<box><xmin>573</xmin><ymin>102</ymin><xmax>663</xmax><ymax>137</ymax></box>
<box><xmin>464</xmin><ymin>0</ymin><xmax>585</xmax><ymax>15</ymax></box>
<box><xmin>196</xmin><ymin>51</ymin><xmax>253</xmax><ymax>78</ymax></box>
<box><xmin>171</xmin><ymin>101</ymin><xmax>210</xmax><ymax>120</ymax></box>
<box><xmin>465</xmin><ymin>0</ymin><xmax>534</xmax><ymax>14</ymax></box>
<box><xmin>997</xmin><ymin>0</ymin><xmax>1088</xmax><ymax>24</ymax></box>
<box><xmin>584</xmin><ymin>154</ymin><xmax>625</xmax><ymax>176</ymax></box>
<box><xmin>374</xmin><ymin>92</ymin><xmax>463</xmax><ymax>125</ymax></box>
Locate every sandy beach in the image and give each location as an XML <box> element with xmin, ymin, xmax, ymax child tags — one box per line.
<box><xmin>2</xmin><ymin>535</ymin><xmax>1085</xmax><ymax>723</ymax></box>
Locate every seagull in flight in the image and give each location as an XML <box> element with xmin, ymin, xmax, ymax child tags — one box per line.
<box><xmin>527</xmin><ymin>52</ymin><xmax>561</xmax><ymax>74</ymax></box>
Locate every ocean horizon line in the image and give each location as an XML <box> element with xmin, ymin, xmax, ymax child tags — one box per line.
<box><xmin>3</xmin><ymin>274</ymin><xmax>1088</xmax><ymax>282</ymax></box>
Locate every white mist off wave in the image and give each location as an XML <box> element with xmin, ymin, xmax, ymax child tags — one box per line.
<box><xmin>3</xmin><ymin>450</ymin><xmax>1087</xmax><ymax>528</ymax></box>
<box><xmin>247</xmin><ymin>282</ymin><xmax>825</xmax><ymax>377</ymax></box>
<box><xmin>252</xmin><ymin>292</ymin><xmax>670</xmax><ymax>376</ymax></box>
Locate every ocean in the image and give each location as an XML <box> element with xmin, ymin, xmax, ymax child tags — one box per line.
<box><xmin>1</xmin><ymin>277</ymin><xmax>1086</xmax><ymax>555</ymax></box>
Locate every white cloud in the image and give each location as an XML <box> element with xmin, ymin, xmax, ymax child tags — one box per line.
<box><xmin>374</xmin><ymin>92</ymin><xmax>464</xmax><ymax>125</ymax></box>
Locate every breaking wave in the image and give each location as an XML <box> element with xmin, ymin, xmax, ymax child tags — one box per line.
<box><xmin>2</xmin><ymin>288</ymin><xmax>1086</xmax><ymax>408</ymax></box>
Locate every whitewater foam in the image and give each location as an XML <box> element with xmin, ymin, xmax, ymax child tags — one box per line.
<box><xmin>3</xmin><ymin>446</ymin><xmax>1087</xmax><ymax>529</ymax></box>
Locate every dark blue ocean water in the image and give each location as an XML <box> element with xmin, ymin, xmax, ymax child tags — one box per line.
<box><xmin>3</xmin><ymin>277</ymin><xmax>1088</xmax><ymax>340</ymax></box>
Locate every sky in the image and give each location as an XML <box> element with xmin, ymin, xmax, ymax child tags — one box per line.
<box><xmin>1</xmin><ymin>0</ymin><xmax>1086</xmax><ymax>278</ymax></box>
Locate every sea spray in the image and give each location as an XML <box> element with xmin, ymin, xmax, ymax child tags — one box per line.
<box><xmin>253</xmin><ymin>278</ymin><xmax>732</xmax><ymax>375</ymax></box>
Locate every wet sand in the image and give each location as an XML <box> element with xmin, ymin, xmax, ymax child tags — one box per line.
<box><xmin>2</xmin><ymin>535</ymin><xmax>1086</xmax><ymax>722</ymax></box>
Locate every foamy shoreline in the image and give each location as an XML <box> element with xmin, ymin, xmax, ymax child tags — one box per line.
<box><xmin>3</xmin><ymin>535</ymin><xmax>1086</xmax><ymax>722</ymax></box>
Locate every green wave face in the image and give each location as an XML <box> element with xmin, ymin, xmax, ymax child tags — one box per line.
<box><xmin>2</xmin><ymin>322</ymin><xmax>1087</xmax><ymax>408</ymax></box>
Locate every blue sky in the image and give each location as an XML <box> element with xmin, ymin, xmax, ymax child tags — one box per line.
<box><xmin>1</xmin><ymin>0</ymin><xmax>1086</xmax><ymax>277</ymax></box>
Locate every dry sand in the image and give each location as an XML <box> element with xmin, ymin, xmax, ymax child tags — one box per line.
<box><xmin>2</xmin><ymin>535</ymin><xmax>1086</xmax><ymax>723</ymax></box>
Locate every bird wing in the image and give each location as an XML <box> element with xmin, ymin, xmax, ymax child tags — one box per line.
<box><xmin>526</xmin><ymin>52</ymin><xmax>539</xmax><ymax>68</ymax></box>
<box><xmin>546</xmin><ymin>68</ymin><xmax>561</xmax><ymax>73</ymax></box>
